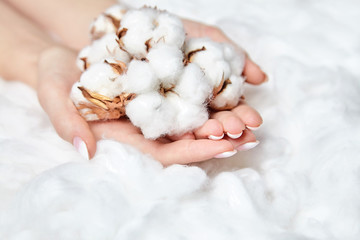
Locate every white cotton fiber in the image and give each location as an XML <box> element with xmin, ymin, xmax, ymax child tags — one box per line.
<box><xmin>76</xmin><ymin>46</ymin><xmax>91</xmax><ymax>71</ymax></box>
<box><xmin>175</xmin><ymin>63</ymin><xmax>212</xmax><ymax>105</ymax></box>
<box><xmin>186</xmin><ymin>38</ymin><xmax>232</xmax><ymax>86</ymax></box>
<box><xmin>152</xmin><ymin>11</ymin><xmax>185</xmax><ymax>49</ymax></box>
<box><xmin>71</xmin><ymin>5</ymin><xmax>247</xmax><ymax>138</ymax></box>
<box><xmin>210</xmin><ymin>75</ymin><xmax>245</xmax><ymax>109</ymax></box>
<box><xmin>77</xmin><ymin>33</ymin><xmax>130</xmax><ymax>71</ymax></box>
<box><xmin>147</xmin><ymin>44</ymin><xmax>183</xmax><ymax>87</ymax></box>
<box><xmin>125</xmin><ymin>92</ymin><xmax>176</xmax><ymax>139</ymax></box>
<box><xmin>90</xmin><ymin>4</ymin><xmax>127</xmax><ymax>40</ymax></box>
<box><xmin>75</xmin><ymin>62</ymin><xmax>123</xmax><ymax>98</ymax></box>
<box><xmin>122</xmin><ymin>60</ymin><xmax>158</xmax><ymax>94</ymax></box>
<box><xmin>3</xmin><ymin>0</ymin><xmax>360</xmax><ymax>239</ymax></box>
<box><xmin>167</xmin><ymin>93</ymin><xmax>209</xmax><ymax>135</ymax></box>
<box><xmin>119</xmin><ymin>9</ymin><xmax>156</xmax><ymax>58</ymax></box>
<box><xmin>223</xmin><ymin>44</ymin><xmax>246</xmax><ymax>76</ymax></box>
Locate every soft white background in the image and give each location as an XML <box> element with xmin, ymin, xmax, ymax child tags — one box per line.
<box><xmin>1</xmin><ymin>0</ymin><xmax>360</xmax><ymax>239</ymax></box>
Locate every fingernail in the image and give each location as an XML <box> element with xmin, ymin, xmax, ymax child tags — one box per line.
<box><xmin>214</xmin><ymin>150</ymin><xmax>237</xmax><ymax>158</ymax></box>
<box><xmin>237</xmin><ymin>141</ymin><xmax>260</xmax><ymax>151</ymax></box>
<box><xmin>208</xmin><ymin>133</ymin><xmax>224</xmax><ymax>140</ymax></box>
<box><xmin>73</xmin><ymin>136</ymin><xmax>89</xmax><ymax>160</ymax></box>
<box><xmin>246</xmin><ymin>125</ymin><xmax>261</xmax><ymax>131</ymax></box>
<box><xmin>226</xmin><ymin>131</ymin><xmax>243</xmax><ymax>139</ymax></box>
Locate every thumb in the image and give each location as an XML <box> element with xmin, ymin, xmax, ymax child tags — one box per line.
<box><xmin>37</xmin><ymin>46</ymin><xmax>97</xmax><ymax>159</ymax></box>
<box><xmin>38</xmin><ymin>79</ymin><xmax>97</xmax><ymax>159</ymax></box>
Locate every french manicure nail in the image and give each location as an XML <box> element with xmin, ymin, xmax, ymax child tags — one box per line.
<box><xmin>208</xmin><ymin>133</ymin><xmax>224</xmax><ymax>140</ymax></box>
<box><xmin>246</xmin><ymin>125</ymin><xmax>261</xmax><ymax>131</ymax></box>
<box><xmin>226</xmin><ymin>132</ymin><xmax>243</xmax><ymax>139</ymax></box>
<box><xmin>214</xmin><ymin>150</ymin><xmax>237</xmax><ymax>159</ymax></box>
<box><xmin>73</xmin><ymin>136</ymin><xmax>89</xmax><ymax>160</ymax></box>
<box><xmin>237</xmin><ymin>141</ymin><xmax>260</xmax><ymax>151</ymax></box>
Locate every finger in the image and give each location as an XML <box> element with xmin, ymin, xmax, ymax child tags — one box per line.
<box><xmin>90</xmin><ymin>120</ymin><xmax>236</xmax><ymax>165</ymax></box>
<box><xmin>156</xmin><ymin>139</ymin><xmax>235</xmax><ymax>165</ymax></box>
<box><xmin>243</xmin><ymin>57</ymin><xmax>267</xmax><ymax>85</ymax></box>
<box><xmin>224</xmin><ymin>128</ymin><xmax>258</xmax><ymax>150</ymax></box>
<box><xmin>210</xmin><ymin>111</ymin><xmax>246</xmax><ymax>139</ymax></box>
<box><xmin>38</xmin><ymin>82</ymin><xmax>97</xmax><ymax>159</ymax></box>
<box><xmin>231</xmin><ymin>101</ymin><xmax>263</xmax><ymax>129</ymax></box>
<box><xmin>37</xmin><ymin>48</ymin><xmax>96</xmax><ymax>159</ymax></box>
<box><xmin>194</xmin><ymin>119</ymin><xmax>224</xmax><ymax>140</ymax></box>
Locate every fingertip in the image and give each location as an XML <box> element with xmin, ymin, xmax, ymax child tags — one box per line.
<box><xmin>50</xmin><ymin>100</ymin><xmax>97</xmax><ymax>160</ymax></box>
<box><xmin>194</xmin><ymin>119</ymin><xmax>223</xmax><ymax>140</ymax></box>
<box><xmin>73</xmin><ymin>128</ymin><xmax>97</xmax><ymax>160</ymax></box>
<box><xmin>243</xmin><ymin>58</ymin><xmax>267</xmax><ymax>85</ymax></box>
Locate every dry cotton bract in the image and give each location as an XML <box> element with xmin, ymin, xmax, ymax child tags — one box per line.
<box><xmin>71</xmin><ymin>5</ymin><xmax>246</xmax><ymax>139</ymax></box>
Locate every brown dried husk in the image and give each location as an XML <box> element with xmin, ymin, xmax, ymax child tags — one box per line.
<box><xmin>209</xmin><ymin>74</ymin><xmax>238</xmax><ymax>111</ymax></box>
<box><xmin>77</xmin><ymin>87</ymin><xmax>136</xmax><ymax>120</ymax></box>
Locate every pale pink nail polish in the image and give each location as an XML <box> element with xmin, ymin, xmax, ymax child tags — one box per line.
<box><xmin>237</xmin><ymin>141</ymin><xmax>260</xmax><ymax>151</ymax></box>
<box><xmin>226</xmin><ymin>131</ymin><xmax>243</xmax><ymax>139</ymax></box>
<box><xmin>208</xmin><ymin>133</ymin><xmax>224</xmax><ymax>140</ymax></box>
<box><xmin>214</xmin><ymin>150</ymin><xmax>237</xmax><ymax>158</ymax></box>
<box><xmin>73</xmin><ymin>136</ymin><xmax>89</xmax><ymax>160</ymax></box>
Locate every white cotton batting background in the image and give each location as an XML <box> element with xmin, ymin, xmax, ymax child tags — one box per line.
<box><xmin>0</xmin><ymin>0</ymin><xmax>359</xmax><ymax>239</ymax></box>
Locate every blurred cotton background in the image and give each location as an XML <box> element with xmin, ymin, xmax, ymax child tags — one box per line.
<box><xmin>0</xmin><ymin>0</ymin><xmax>359</xmax><ymax>239</ymax></box>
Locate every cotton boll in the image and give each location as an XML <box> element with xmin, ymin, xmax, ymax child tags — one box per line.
<box><xmin>89</xmin><ymin>4</ymin><xmax>128</xmax><ymax>40</ymax></box>
<box><xmin>175</xmin><ymin>63</ymin><xmax>212</xmax><ymax>105</ymax></box>
<box><xmin>104</xmin><ymin>4</ymin><xmax>128</xmax><ymax>19</ymax></box>
<box><xmin>119</xmin><ymin>9</ymin><xmax>158</xmax><ymax>58</ymax></box>
<box><xmin>77</xmin><ymin>33</ymin><xmax>130</xmax><ymax>70</ymax></box>
<box><xmin>77</xmin><ymin>62</ymin><xmax>123</xmax><ymax>98</ymax></box>
<box><xmin>147</xmin><ymin>44</ymin><xmax>184</xmax><ymax>88</ymax></box>
<box><xmin>185</xmin><ymin>38</ymin><xmax>232</xmax><ymax>87</ymax></box>
<box><xmin>210</xmin><ymin>75</ymin><xmax>245</xmax><ymax>110</ymax></box>
<box><xmin>90</xmin><ymin>15</ymin><xmax>117</xmax><ymax>40</ymax></box>
<box><xmin>122</xmin><ymin>60</ymin><xmax>159</xmax><ymax>94</ymax></box>
<box><xmin>167</xmin><ymin>93</ymin><xmax>209</xmax><ymax>136</ymax></box>
<box><xmin>69</xmin><ymin>82</ymin><xmax>100</xmax><ymax>121</ymax></box>
<box><xmin>125</xmin><ymin>92</ymin><xmax>176</xmax><ymax>139</ymax></box>
<box><xmin>76</xmin><ymin>46</ymin><xmax>91</xmax><ymax>71</ymax></box>
<box><xmin>223</xmin><ymin>44</ymin><xmax>246</xmax><ymax>76</ymax></box>
<box><xmin>152</xmin><ymin>12</ymin><xmax>186</xmax><ymax>49</ymax></box>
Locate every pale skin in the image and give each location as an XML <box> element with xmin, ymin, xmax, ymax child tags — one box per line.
<box><xmin>0</xmin><ymin>0</ymin><xmax>266</xmax><ymax>165</ymax></box>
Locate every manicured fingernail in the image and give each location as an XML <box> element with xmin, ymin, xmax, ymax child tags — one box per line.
<box><xmin>208</xmin><ymin>133</ymin><xmax>224</xmax><ymax>140</ymax></box>
<box><xmin>226</xmin><ymin>131</ymin><xmax>243</xmax><ymax>139</ymax></box>
<box><xmin>214</xmin><ymin>150</ymin><xmax>237</xmax><ymax>158</ymax></box>
<box><xmin>237</xmin><ymin>141</ymin><xmax>260</xmax><ymax>151</ymax></box>
<box><xmin>73</xmin><ymin>136</ymin><xmax>89</xmax><ymax>160</ymax></box>
<box><xmin>246</xmin><ymin>125</ymin><xmax>261</xmax><ymax>131</ymax></box>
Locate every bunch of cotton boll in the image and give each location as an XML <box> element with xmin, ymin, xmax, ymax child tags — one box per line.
<box><xmin>71</xmin><ymin>5</ymin><xmax>246</xmax><ymax>139</ymax></box>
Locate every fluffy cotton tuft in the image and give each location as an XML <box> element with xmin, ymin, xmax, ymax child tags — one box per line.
<box><xmin>71</xmin><ymin>5</ymin><xmax>246</xmax><ymax>139</ymax></box>
<box><xmin>147</xmin><ymin>44</ymin><xmax>184</xmax><ymax>88</ymax></box>
<box><xmin>167</xmin><ymin>93</ymin><xmax>209</xmax><ymax>136</ymax></box>
<box><xmin>185</xmin><ymin>38</ymin><xmax>246</xmax><ymax>109</ymax></box>
<box><xmin>175</xmin><ymin>63</ymin><xmax>212</xmax><ymax>105</ymax></box>
<box><xmin>125</xmin><ymin>92</ymin><xmax>176</xmax><ymax>139</ymax></box>
<box><xmin>76</xmin><ymin>33</ymin><xmax>130</xmax><ymax>71</ymax></box>
<box><xmin>121</xmin><ymin>60</ymin><xmax>158</xmax><ymax>94</ymax></box>
<box><xmin>89</xmin><ymin>4</ymin><xmax>128</xmax><ymax>40</ymax></box>
<box><xmin>75</xmin><ymin>62</ymin><xmax>122</xmax><ymax>98</ymax></box>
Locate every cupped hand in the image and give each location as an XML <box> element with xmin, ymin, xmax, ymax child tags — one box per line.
<box><xmin>36</xmin><ymin>19</ymin><xmax>266</xmax><ymax>165</ymax></box>
<box><xmin>36</xmin><ymin>45</ymin><xmax>254</xmax><ymax>165</ymax></box>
